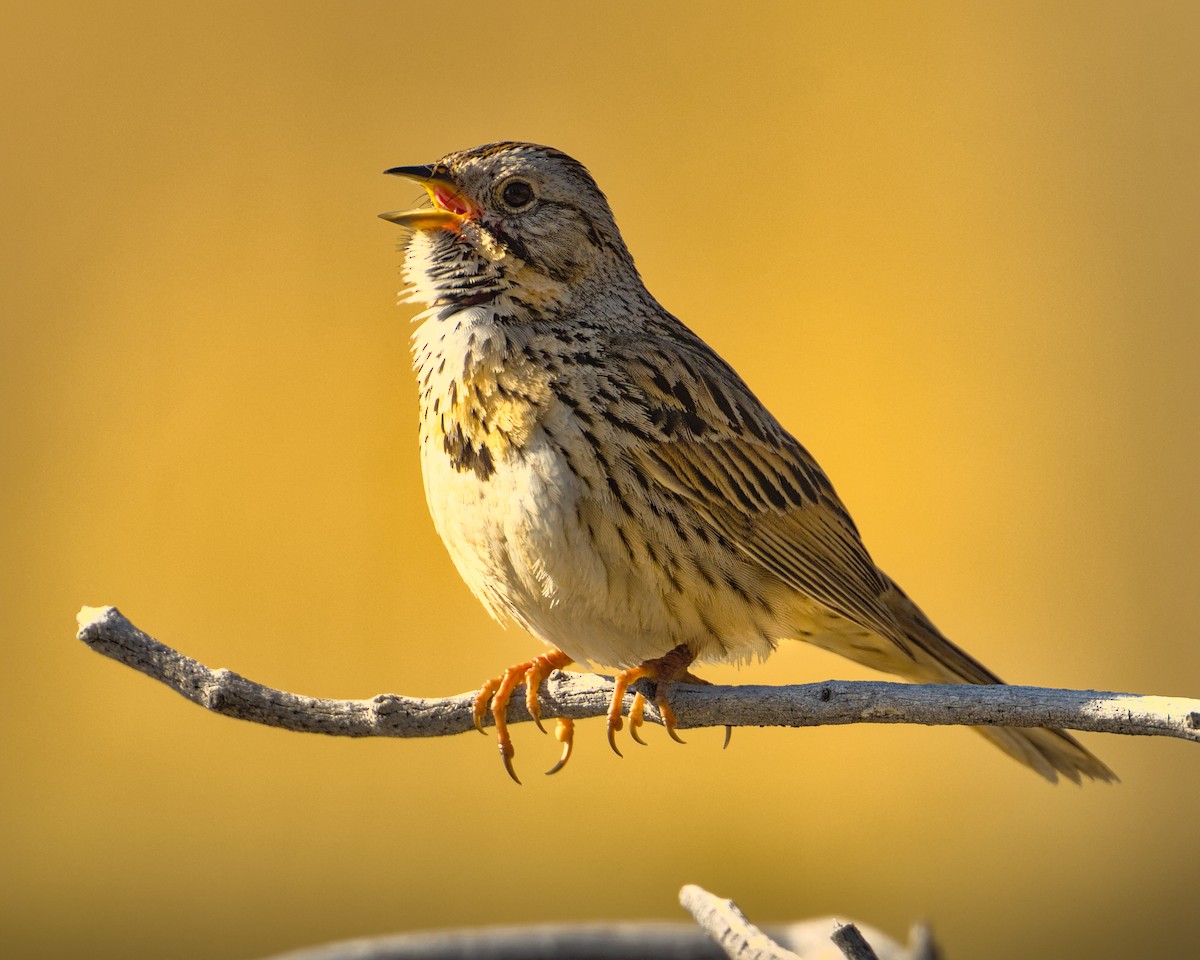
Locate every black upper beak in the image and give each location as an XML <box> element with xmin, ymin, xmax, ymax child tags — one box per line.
<box><xmin>385</xmin><ymin>163</ymin><xmax>436</xmax><ymax>179</ymax></box>
<box><xmin>384</xmin><ymin>163</ymin><xmax>454</xmax><ymax>184</ymax></box>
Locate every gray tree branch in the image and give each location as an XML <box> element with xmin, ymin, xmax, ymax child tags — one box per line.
<box><xmin>679</xmin><ymin>884</ymin><xmax>803</xmax><ymax>960</ymax></box>
<box><xmin>254</xmin><ymin>885</ymin><xmax>931</xmax><ymax>960</ymax></box>
<box><xmin>76</xmin><ymin>605</ymin><xmax>1200</xmax><ymax>744</ymax></box>
<box><xmin>830</xmin><ymin>922</ymin><xmax>881</xmax><ymax>960</ymax></box>
<box><xmin>257</xmin><ymin>922</ymin><xmax>729</xmax><ymax>960</ymax></box>
<box><xmin>678</xmin><ymin>885</ymin><xmax>931</xmax><ymax>960</ymax></box>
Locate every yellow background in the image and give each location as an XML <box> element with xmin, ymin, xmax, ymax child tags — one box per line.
<box><xmin>4</xmin><ymin>2</ymin><xmax>1198</xmax><ymax>957</ymax></box>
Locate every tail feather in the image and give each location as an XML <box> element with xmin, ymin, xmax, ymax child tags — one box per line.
<box><xmin>975</xmin><ymin>725</ymin><xmax>1117</xmax><ymax>784</ymax></box>
<box><xmin>880</xmin><ymin>578</ymin><xmax>1117</xmax><ymax>784</ymax></box>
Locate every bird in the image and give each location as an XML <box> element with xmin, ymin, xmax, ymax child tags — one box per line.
<box><xmin>379</xmin><ymin>141</ymin><xmax>1115</xmax><ymax>786</ymax></box>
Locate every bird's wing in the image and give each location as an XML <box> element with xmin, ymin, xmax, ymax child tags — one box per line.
<box><xmin>618</xmin><ymin>333</ymin><xmax>910</xmax><ymax>652</ymax></box>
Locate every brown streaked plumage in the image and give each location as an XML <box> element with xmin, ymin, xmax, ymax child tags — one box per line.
<box><xmin>381</xmin><ymin>141</ymin><xmax>1115</xmax><ymax>785</ymax></box>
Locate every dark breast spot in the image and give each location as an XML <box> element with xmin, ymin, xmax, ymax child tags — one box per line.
<box><xmin>443</xmin><ymin>423</ymin><xmax>496</xmax><ymax>481</ymax></box>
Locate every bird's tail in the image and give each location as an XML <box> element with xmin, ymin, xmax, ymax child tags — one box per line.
<box><xmin>877</xmin><ymin>578</ymin><xmax>1117</xmax><ymax>784</ymax></box>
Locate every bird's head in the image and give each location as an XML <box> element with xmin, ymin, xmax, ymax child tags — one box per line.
<box><xmin>381</xmin><ymin>142</ymin><xmax>640</xmax><ymax>311</ymax></box>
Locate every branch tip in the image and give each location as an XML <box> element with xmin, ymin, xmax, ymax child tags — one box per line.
<box><xmin>77</xmin><ymin>604</ymin><xmax>118</xmax><ymax>632</ymax></box>
<box><xmin>831</xmin><ymin>921</ymin><xmax>880</xmax><ymax>960</ymax></box>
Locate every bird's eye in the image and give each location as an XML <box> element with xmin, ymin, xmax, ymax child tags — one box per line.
<box><xmin>500</xmin><ymin>179</ymin><xmax>535</xmax><ymax>210</ymax></box>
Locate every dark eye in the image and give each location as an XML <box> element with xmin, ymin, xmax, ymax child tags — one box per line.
<box><xmin>500</xmin><ymin>179</ymin><xmax>535</xmax><ymax>210</ymax></box>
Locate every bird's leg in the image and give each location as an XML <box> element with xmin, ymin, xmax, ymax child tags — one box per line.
<box><xmin>471</xmin><ymin>648</ymin><xmax>573</xmax><ymax>784</ymax></box>
<box><xmin>608</xmin><ymin>643</ymin><xmax>696</xmax><ymax>755</ymax></box>
<box><xmin>523</xmin><ymin>649</ymin><xmax>573</xmax><ymax>732</ymax></box>
<box><xmin>526</xmin><ymin>651</ymin><xmax>578</xmax><ymax>777</ymax></box>
<box><xmin>606</xmin><ymin>665</ymin><xmax>652</xmax><ymax>756</ymax></box>
<box><xmin>628</xmin><ymin>692</ymin><xmax>648</xmax><ymax>746</ymax></box>
<box><xmin>628</xmin><ymin>668</ymin><xmax>716</xmax><ymax>746</ymax></box>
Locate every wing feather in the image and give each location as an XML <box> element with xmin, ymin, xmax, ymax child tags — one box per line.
<box><xmin>618</xmin><ymin>334</ymin><xmax>911</xmax><ymax>654</ymax></box>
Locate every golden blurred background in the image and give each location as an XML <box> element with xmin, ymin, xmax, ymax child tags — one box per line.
<box><xmin>4</xmin><ymin>2</ymin><xmax>1198</xmax><ymax>957</ymax></box>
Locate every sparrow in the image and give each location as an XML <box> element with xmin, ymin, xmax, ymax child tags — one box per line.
<box><xmin>380</xmin><ymin>141</ymin><xmax>1114</xmax><ymax>785</ymax></box>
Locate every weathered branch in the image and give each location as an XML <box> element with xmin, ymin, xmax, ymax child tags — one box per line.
<box><xmin>255</xmin><ymin>885</ymin><xmax>931</xmax><ymax>960</ymax></box>
<box><xmin>76</xmin><ymin>605</ymin><xmax>1200</xmax><ymax>743</ymax></box>
<box><xmin>257</xmin><ymin>922</ymin><xmax>729</xmax><ymax>960</ymax></box>
<box><xmin>680</xmin><ymin>884</ymin><xmax>802</xmax><ymax>960</ymax></box>
<box><xmin>830</xmin><ymin>922</ymin><xmax>881</xmax><ymax>960</ymax></box>
<box><xmin>678</xmin><ymin>885</ymin><xmax>928</xmax><ymax>960</ymax></box>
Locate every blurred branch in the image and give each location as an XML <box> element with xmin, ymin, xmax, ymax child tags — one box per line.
<box><xmin>679</xmin><ymin>884</ymin><xmax>802</xmax><ymax>960</ymax></box>
<box><xmin>254</xmin><ymin>884</ymin><xmax>930</xmax><ymax>960</ymax></box>
<box><xmin>77</xmin><ymin>605</ymin><xmax>1200</xmax><ymax>744</ymax></box>
<box><xmin>256</xmin><ymin>922</ymin><xmax>729</xmax><ymax>960</ymax></box>
<box><xmin>830</xmin><ymin>923</ymin><xmax>881</xmax><ymax>960</ymax></box>
<box><xmin>678</xmin><ymin>885</ymin><xmax>930</xmax><ymax>960</ymax></box>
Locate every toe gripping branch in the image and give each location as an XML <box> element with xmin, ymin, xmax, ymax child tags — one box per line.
<box><xmin>473</xmin><ymin>644</ymin><xmax>732</xmax><ymax>783</ymax></box>
<box><xmin>471</xmin><ymin>649</ymin><xmax>574</xmax><ymax>784</ymax></box>
<box><xmin>606</xmin><ymin>646</ymin><xmax>691</xmax><ymax>757</ymax></box>
<box><xmin>606</xmin><ymin>644</ymin><xmax>731</xmax><ymax>755</ymax></box>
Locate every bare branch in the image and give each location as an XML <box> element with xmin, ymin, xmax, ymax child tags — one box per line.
<box><xmin>77</xmin><ymin>605</ymin><xmax>1200</xmax><ymax>744</ymax></box>
<box><xmin>831</xmin><ymin>923</ymin><xmax>880</xmax><ymax>960</ymax></box>
<box><xmin>679</xmin><ymin>886</ymin><xmax>924</xmax><ymax>960</ymax></box>
<box><xmin>257</xmin><ymin>922</ymin><xmax>728</xmax><ymax>960</ymax></box>
<box><xmin>255</xmin><ymin>920</ymin><xmax>925</xmax><ymax>960</ymax></box>
<box><xmin>680</xmin><ymin>884</ymin><xmax>802</xmax><ymax>960</ymax></box>
<box><xmin>252</xmin><ymin>885</ymin><xmax>932</xmax><ymax>960</ymax></box>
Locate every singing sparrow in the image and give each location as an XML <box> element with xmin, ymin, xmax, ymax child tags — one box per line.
<box><xmin>380</xmin><ymin>141</ymin><xmax>1114</xmax><ymax>785</ymax></box>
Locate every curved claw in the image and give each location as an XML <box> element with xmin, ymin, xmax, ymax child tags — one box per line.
<box><xmin>545</xmin><ymin>717</ymin><xmax>574</xmax><ymax>775</ymax></box>
<box><xmin>629</xmin><ymin>692</ymin><xmax>648</xmax><ymax>746</ymax></box>
<box><xmin>496</xmin><ymin>718</ymin><xmax>522</xmax><ymax>785</ymax></box>
<box><xmin>545</xmin><ymin>744</ymin><xmax>571</xmax><ymax>776</ymax></box>
<box><xmin>656</xmin><ymin>689</ymin><xmax>686</xmax><ymax>745</ymax></box>
<box><xmin>501</xmin><ymin>751</ymin><xmax>522</xmax><ymax>785</ymax></box>
<box><xmin>490</xmin><ymin>666</ymin><xmax>529</xmax><ymax>783</ymax></box>
<box><xmin>606</xmin><ymin>664</ymin><xmax>651</xmax><ymax>758</ymax></box>
<box><xmin>607</xmin><ymin>716</ymin><xmax>624</xmax><ymax>758</ymax></box>
<box><xmin>472</xmin><ymin>649</ymin><xmax>574</xmax><ymax>781</ymax></box>
<box><xmin>723</xmin><ymin>725</ymin><xmax>733</xmax><ymax>749</ymax></box>
<box><xmin>524</xmin><ymin>651</ymin><xmax>572</xmax><ymax>736</ymax></box>
<box><xmin>472</xmin><ymin>680</ymin><xmax>499</xmax><ymax>735</ymax></box>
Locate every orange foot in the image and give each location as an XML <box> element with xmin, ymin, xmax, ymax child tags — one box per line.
<box><xmin>607</xmin><ymin>643</ymin><xmax>723</xmax><ymax>756</ymax></box>
<box><xmin>625</xmin><ymin>672</ymin><xmax>734</xmax><ymax>750</ymax></box>
<box><xmin>472</xmin><ymin>648</ymin><xmax>573</xmax><ymax>784</ymax></box>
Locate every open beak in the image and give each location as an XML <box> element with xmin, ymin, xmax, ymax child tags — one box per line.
<box><xmin>379</xmin><ymin>163</ymin><xmax>473</xmax><ymax>229</ymax></box>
